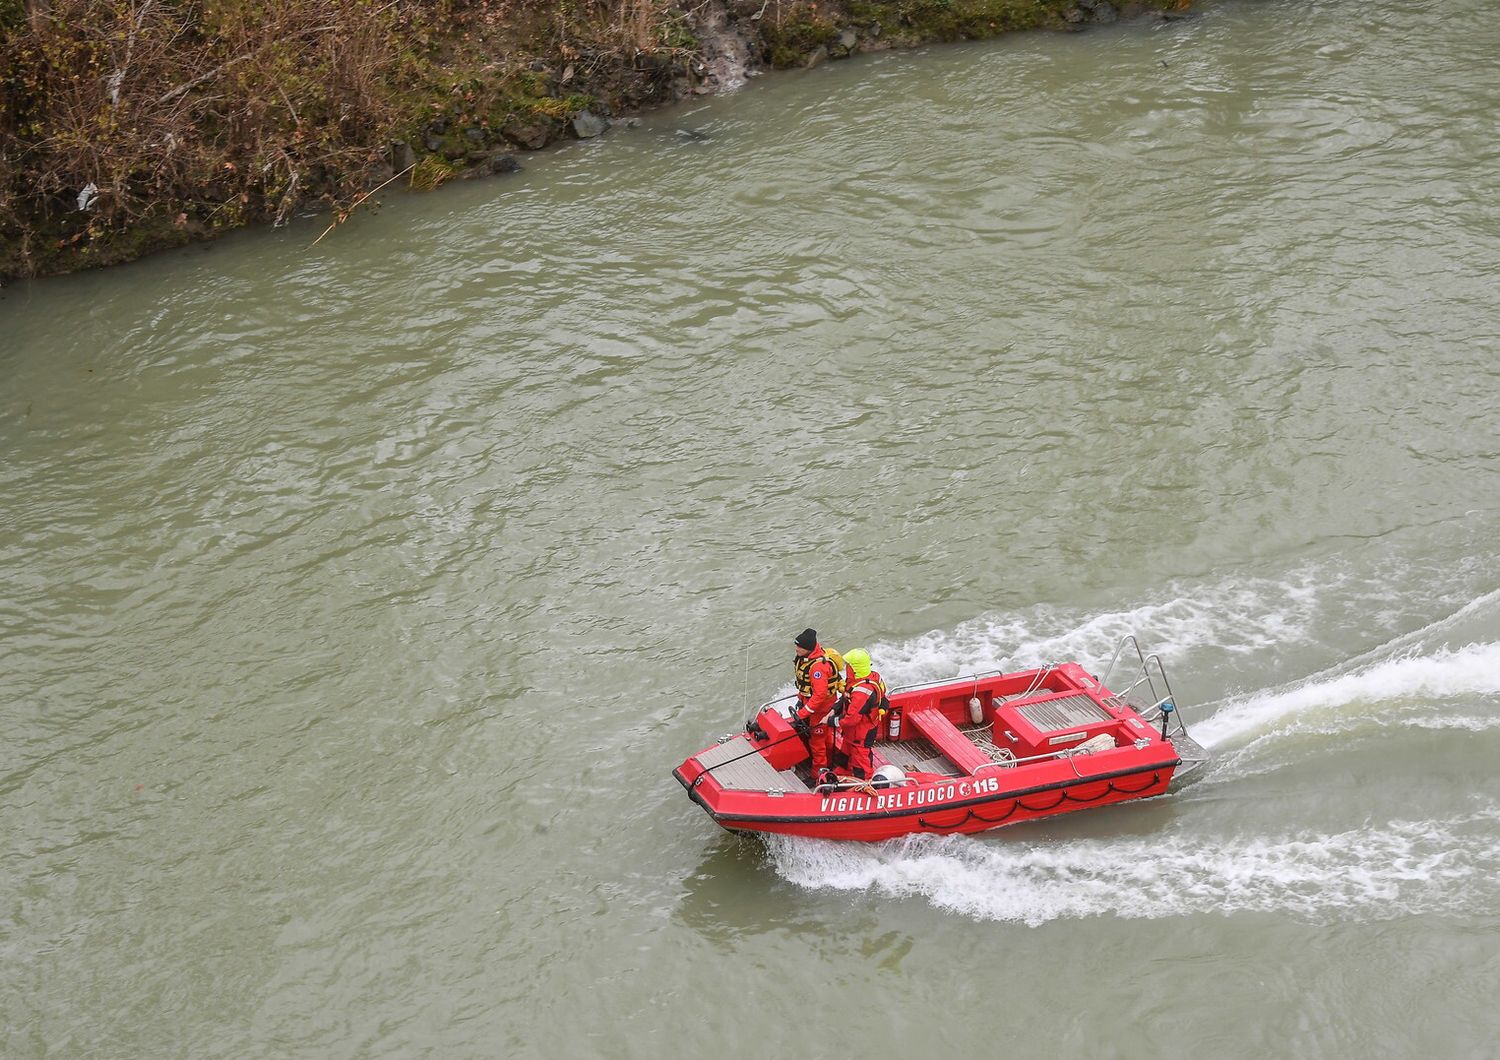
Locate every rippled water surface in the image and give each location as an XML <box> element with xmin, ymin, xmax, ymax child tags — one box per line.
<box><xmin>4</xmin><ymin>0</ymin><xmax>1500</xmax><ymax>1054</ymax></box>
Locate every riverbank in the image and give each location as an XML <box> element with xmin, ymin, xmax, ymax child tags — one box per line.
<box><xmin>0</xmin><ymin>0</ymin><xmax>1192</xmax><ymax>282</ymax></box>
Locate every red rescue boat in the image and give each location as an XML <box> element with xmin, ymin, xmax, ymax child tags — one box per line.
<box><xmin>673</xmin><ymin>638</ymin><xmax>1209</xmax><ymax>842</ymax></box>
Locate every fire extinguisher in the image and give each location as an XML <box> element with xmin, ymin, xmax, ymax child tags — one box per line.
<box><xmin>888</xmin><ymin>707</ymin><xmax>902</xmax><ymax>740</ymax></box>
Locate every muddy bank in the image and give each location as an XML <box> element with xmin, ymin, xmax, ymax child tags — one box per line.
<box><xmin>0</xmin><ymin>0</ymin><xmax>1193</xmax><ymax>282</ymax></box>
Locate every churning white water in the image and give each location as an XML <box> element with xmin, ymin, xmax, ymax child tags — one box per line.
<box><xmin>768</xmin><ymin>573</ymin><xmax>1500</xmax><ymax>927</ymax></box>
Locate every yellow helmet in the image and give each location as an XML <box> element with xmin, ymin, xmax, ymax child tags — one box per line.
<box><xmin>844</xmin><ymin>648</ymin><xmax>872</xmax><ymax>679</ymax></box>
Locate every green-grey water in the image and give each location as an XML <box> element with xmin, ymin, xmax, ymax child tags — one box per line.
<box><xmin>5</xmin><ymin>0</ymin><xmax>1500</xmax><ymax>1054</ymax></box>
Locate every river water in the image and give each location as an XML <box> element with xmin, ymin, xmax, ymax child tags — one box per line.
<box><xmin>4</xmin><ymin>0</ymin><xmax>1500</xmax><ymax>1054</ymax></box>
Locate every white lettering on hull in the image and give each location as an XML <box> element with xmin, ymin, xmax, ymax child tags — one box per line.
<box><xmin>818</xmin><ymin>776</ymin><xmax>1002</xmax><ymax>814</ymax></box>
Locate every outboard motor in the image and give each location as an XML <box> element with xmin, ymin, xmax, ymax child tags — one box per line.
<box><xmin>872</xmin><ymin>764</ymin><xmax>906</xmax><ymax>790</ymax></box>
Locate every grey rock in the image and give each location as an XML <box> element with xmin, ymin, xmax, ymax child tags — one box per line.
<box><xmin>489</xmin><ymin>153</ymin><xmax>521</xmax><ymax>175</ymax></box>
<box><xmin>1090</xmin><ymin>0</ymin><xmax>1117</xmax><ymax>23</ymax></box>
<box><xmin>836</xmin><ymin>28</ymin><xmax>858</xmax><ymax>53</ymax></box>
<box><xmin>390</xmin><ymin>141</ymin><xmax>416</xmax><ymax>172</ymax></box>
<box><xmin>423</xmin><ymin>133</ymin><xmax>443</xmax><ymax>153</ymax></box>
<box><xmin>804</xmin><ymin>45</ymin><xmax>829</xmax><ymax>69</ymax></box>
<box><xmin>464</xmin><ymin>126</ymin><xmax>485</xmax><ymax>142</ymax></box>
<box><xmin>571</xmin><ymin>110</ymin><xmax>609</xmax><ymax>139</ymax></box>
<box><xmin>504</xmin><ymin>122</ymin><xmax>551</xmax><ymax>150</ymax></box>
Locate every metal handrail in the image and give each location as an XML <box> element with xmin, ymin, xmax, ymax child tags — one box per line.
<box><xmin>748</xmin><ymin>666</ymin><xmax>1052</xmax><ymax>716</ymax></box>
<box><xmin>973</xmin><ymin>741</ymin><xmax>1121</xmax><ymax>773</ymax></box>
<box><xmin>812</xmin><ymin>740</ymin><xmax>1115</xmax><ymax>793</ymax></box>
<box><xmin>1100</xmin><ymin>635</ymin><xmax>1190</xmax><ymax>739</ymax></box>
<box><xmin>1142</xmin><ymin>694</ymin><xmax>1189</xmax><ymax>740</ymax></box>
<box><xmin>1101</xmin><ymin>635</ymin><xmax>1146</xmax><ymax>690</ymax></box>
<box><xmin>750</xmin><ymin>692</ymin><xmax>800</xmax><ymax>714</ymax></box>
<box><xmin>1116</xmin><ymin>671</ymin><xmax>1162</xmax><ymax>710</ymax></box>
<box><xmin>745</xmin><ymin>638</ymin><xmax>1189</xmax><ymax>749</ymax></box>
<box><xmin>1141</xmin><ymin>654</ymin><xmax>1178</xmax><ymax>714</ymax></box>
<box><xmin>887</xmin><ymin>668</ymin><xmax>1033</xmax><ymax>696</ymax></box>
<box><xmin>1114</xmin><ymin>673</ymin><xmax>1187</xmax><ymax>740</ymax></box>
<box><xmin>756</xmin><ymin>641</ymin><xmax>1164</xmax><ymax>714</ymax></box>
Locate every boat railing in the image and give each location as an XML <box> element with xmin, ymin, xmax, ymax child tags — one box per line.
<box><xmin>749</xmin><ymin>667</ymin><xmax>1047</xmax><ymax>718</ymax></box>
<box><xmin>749</xmin><ymin>692</ymin><xmax>800</xmax><ymax>715</ymax></box>
<box><xmin>814</xmin><ymin>734</ymin><xmax>1162</xmax><ymax>794</ymax></box>
<box><xmin>885</xmin><ymin>667</ymin><xmax>1052</xmax><ymax>697</ymax></box>
<box><xmin>974</xmin><ymin>737</ymin><xmax>1156</xmax><ymax>777</ymax></box>
<box><xmin>749</xmin><ymin>639</ymin><xmax>1188</xmax><ymax>739</ymax></box>
<box><xmin>1103</xmin><ymin>635</ymin><xmax>1189</xmax><ymax>740</ymax></box>
<box><xmin>1101</xmin><ymin>635</ymin><xmax>1146</xmax><ymax>689</ymax></box>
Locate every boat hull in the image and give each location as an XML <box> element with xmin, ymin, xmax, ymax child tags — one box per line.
<box><xmin>676</xmin><ymin>759</ymin><xmax>1177</xmax><ymax>841</ymax></box>
<box><xmin>673</xmin><ymin>659</ymin><xmax>1202</xmax><ymax>842</ymax></box>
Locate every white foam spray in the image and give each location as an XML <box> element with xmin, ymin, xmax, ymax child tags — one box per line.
<box><xmin>767</xmin><ymin>808</ymin><xmax>1500</xmax><ymax>926</ymax></box>
<box><xmin>764</xmin><ymin>574</ymin><xmax>1500</xmax><ymax>925</ymax></box>
<box><xmin>1196</xmin><ymin>641</ymin><xmax>1500</xmax><ymax>750</ymax></box>
<box><xmin>868</xmin><ymin>571</ymin><xmax>1336</xmax><ymax>688</ymax></box>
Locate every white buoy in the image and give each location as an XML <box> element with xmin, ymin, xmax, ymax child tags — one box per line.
<box><xmin>968</xmin><ymin>696</ymin><xmax>984</xmax><ymax>725</ymax></box>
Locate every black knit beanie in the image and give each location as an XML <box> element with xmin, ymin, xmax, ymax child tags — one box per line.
<box><xmin>794</xmin><ymin>628</ymin><xmax>817</xmax><ymax>650</ymax></box>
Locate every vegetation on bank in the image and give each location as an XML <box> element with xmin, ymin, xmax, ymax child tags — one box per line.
<box><xmin>0</xmin><ymin>0</ymin><xmax>1188</xmax><ymax>280</ymax></box>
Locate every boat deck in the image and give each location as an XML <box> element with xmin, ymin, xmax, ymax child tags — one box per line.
<box><xmin>692</xmin><ymin>736</ymin><xmax>811</xmax><ymax>792</ymax></box>
<box><xmin>873</xmin><ymin>735</ymin><xmax>963</xmax><ymax>777</ymax></box>
<box><xmin>693</xmin><ymin>698</ymin><xmax>1198</xmax><ymax>796</ymax></box>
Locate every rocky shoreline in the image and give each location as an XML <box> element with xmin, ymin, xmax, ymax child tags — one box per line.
<box><xmin>0</xmin><ymin>0</ymin><xmax>1193</xmax><ymax>282</ymax></box>
<box><xmin>384</xmin><ymin>0</ymin><xmax>1192</xmax><ymax>188</ymax></box>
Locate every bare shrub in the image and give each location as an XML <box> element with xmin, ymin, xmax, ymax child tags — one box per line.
<box><xmin>0</xmin><ymin>0</ymin><xmax>693</xmax><ymax>273</ymax></box>
<box><xmin>1</xmin><ymin>0</ymin><xmax>420</xmax><ymax>255</ymax></box>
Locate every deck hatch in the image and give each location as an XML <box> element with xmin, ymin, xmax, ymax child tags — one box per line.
<box><xmin>1014</xmin><ymin>694</ymin><xmax>1112</xmax><ymax>732</ymax></box>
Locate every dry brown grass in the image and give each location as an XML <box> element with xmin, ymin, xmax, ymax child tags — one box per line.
<box><xmin>0</xmin><ymin>0</ymin><xmax>694</xmax><ymax>274</ymax></box>
<box><xmin>1</xmin><ymin>1</ymin><xmax>423</xmax><ymax>250</ymax></box>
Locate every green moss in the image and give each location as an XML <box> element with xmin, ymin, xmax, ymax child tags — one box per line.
<box><xmin>762</xmin><ymin>4</ymin><xmax>841</xmax><ymax>67</ymax></box>
<box><xmin>847</xmin><ymin>0</ymin><xmax>1189</xmax><ymax>42</ymax></box>
<box><xmin>842</xmin><ymin>0</ymin><xmax>1057</xmax><ymax>43</ymax></box>
<box><xmin>1</xmin><ymin>210</ymin><xmax>199</xmax><ymax>280</ymax></box>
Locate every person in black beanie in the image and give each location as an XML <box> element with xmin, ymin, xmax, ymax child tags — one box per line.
<box><xmin>791</xmin><ymin>628</ymin><xmax>846</xmax><ymax>788</ymax></box>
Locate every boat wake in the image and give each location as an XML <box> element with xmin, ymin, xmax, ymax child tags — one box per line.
<box><xmin>1198</xmin><ymin>639</ymin><xmax>1500</xmax><ymax>751</ymax></box>
<box><xmin>868</xmin><ymin>570</ymin><xmax>1340</xmax><ymax>687</ymax></box>
<box><xmin>767</xmin><ymin>807</ymin><xmax>1500</xmax><ymax>926</ymax></box>
<box><xmin>1185</xmin><ymin>594</ymin><xmax>1500</xmax><ymax>802</ymax></box>
<box><xmin>869</xmin><ymin>578</ymin><xmax>1500</xmax><ymax>758</ymax></box>
<box><xmin>760</xmin><ymin>570</ymin><xmax>1500</xmax><ymax>924</ymax></box>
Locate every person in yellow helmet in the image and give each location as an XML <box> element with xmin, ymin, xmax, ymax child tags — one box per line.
<box><xmin>833</xmin><ymin>648</ymin><xmax>887</xmax><ymax>782</ymax></box>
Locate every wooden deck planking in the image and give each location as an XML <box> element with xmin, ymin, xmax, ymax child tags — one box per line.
<box><xmin>694</xmin><ymin>737</ymin><xmax>809</xmax><ymax>792</ymax></box>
